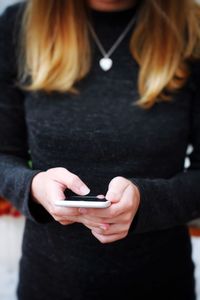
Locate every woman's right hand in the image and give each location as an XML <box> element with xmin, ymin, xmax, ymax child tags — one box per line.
<box><xmin>31</xmin><ymin>167</ymin><xmax>90</xmax><ymax>225</ymax></box>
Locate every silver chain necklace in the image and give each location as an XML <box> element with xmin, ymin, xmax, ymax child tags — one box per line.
<box><xmin>88</xmin><ymin>13</ymin><xmax>136</xmax><ymax>71</ymax></box>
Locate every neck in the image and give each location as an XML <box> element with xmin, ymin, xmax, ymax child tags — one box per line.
<box><xmin>87</xmin><ymin>0</ymin><xmax>136</xmax><ymax>12</ymax></box>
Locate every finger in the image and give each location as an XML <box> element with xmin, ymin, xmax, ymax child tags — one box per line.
<box><xmin>49</xmin><ymin>203</ymin><xmax>81</xmax><ymax>218</ymax></box>
<box><xmin>65</xmin><ymin>215</ymin><xmax>109</xmax><ymax>231</ymax></box>
<box><xmin>84</xmin><ymin>223</ymin><xmax>110</xmax><ymax>233</ymax></box>
<box><xmin>46</xmin><ymin>179</ymin><xmax>86</xmax><ymax>218</ymax></box>
<box><xmin>91</xmin><ymin>230</ymin><xmax>128</xmax><ymax>244</ymax></box>
<box><xmin>48</xmin><ymin>191</ymin><xmax>80</xmax><ymax>218</ymax></box>
<box><xmin>47</xmin><ymin>167</ymin><xmax>90</xmax><ymax>195</ymax></box>
<box><xmin>79</xmin><ymin>191</ymin><xmax>132</xmax><ymax>218</ymax></box>
<box><xmin>99</xmin><ymin>185</ymin><xmax>138</xmax><ymax>223</ymax></box>
<box><xmin>79</xmin><ymin>185</ymin><xmax>138</xmax><ymax>223</ymax></box>
<box><xmin>74</xmin><ymin>214</ymin><xmax>105</xmax><ymax>224</ymax></box>
<box><xmin>79</xmin><ymin>202</ymin><xmax>123</xmax><ymax>219</ymax></box>
<box><xmin>59</xmin><ymin>220</ymin><xmax>74</xmax><ymax>226</ymax></box>
<box><xmin>53</xmin><ymin>211</ymin><xmax>81</xmax><ymax>222</ymax></box>
<box><xmin>43</xmin><ymin>183</ymin><xmax>74</xmax><ymax>217</ymax></box>
<box><xmin>77</xmin><ymin>212</ymin><xmax>124</xmax><ymax>225</ymax></box>
<box><xmin>83</xmin><ymin>207</ymin><xmax>135</xmax><ymax>223</ymax></box>
<box><xmin>92</xmin><ymin>223</ymin><xmax>129</xmax><ymax>236</ymax></box>
<box><xmin>105</xmin><ymin>176</ymin><xmax>130</xmax><ymax>203</ymax></box>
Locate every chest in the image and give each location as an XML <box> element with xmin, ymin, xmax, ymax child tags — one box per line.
<box><xmin>24</xmin><ymin>73</ymin><xmax>192</xmax><ymax>164</ymax></box>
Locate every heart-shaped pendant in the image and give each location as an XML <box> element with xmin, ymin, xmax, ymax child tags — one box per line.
<box><xmin>99</xmin><ymin>57</ymin><xmax>113</xmax><ymax>71</ymax></box>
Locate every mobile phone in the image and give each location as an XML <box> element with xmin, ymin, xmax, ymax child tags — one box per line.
<box><xmin>55</xmin><ymin>196</ymin><xmax>111</xmax><ymax>208</ymax></box>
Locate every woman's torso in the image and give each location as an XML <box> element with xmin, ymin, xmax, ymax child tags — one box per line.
<box><xmin>10</xmin><ymin>4</ymin><xmax>195</xmax><ymax>299</ymax></box>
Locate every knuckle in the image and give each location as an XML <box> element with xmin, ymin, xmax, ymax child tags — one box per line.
<box><xmin>115</xmin><ymin>176</ymin><xmax>124</xmax><ymax>181</ymax></box>
<box><xmin>70</xmin><ymin>174</ymin><xmax>79</xmax><ymax>187</ymax></box>
<box><xmin>127</xmin><ymin>211</ymin><xmax>134</xmax><ymax>221</ymax></box>
<box><xmin>49</xmin><ymin>207</ymin><xmax>56</xmax><ymax>216</ymax></box>
<box><xmin>54</xmin><ymin>167</ymin><xmax>66</xmax><ymax>173</ymax></box>
<box><xmin>109</xmin><ymin>176</ymin><xmax>123</xmax><ymax>187</ymax></box>
<box><xmin>65</xmin><ymin>207</ymin><xmax>78</xmax><ymax>216</ymax></box>
<box><xmin>47</xmin><ymin>167</ymin><xmax>67</xmax><ymax>176</ymax></box>
<box><xmin>128</xmin><ymin>211</ymin><xmax>134</xmax><ymax>220</ymax></box>
<box><xmin>125</xmin><ymin>201</ymin><xmax>135</xmax><ymax>213</ymax></box>
<box><xmin>62</xmin><ymin>209</ymin><xmax>75</xmax><ymax>217</ymax></box>
<box><xmin>99</xmin><ymin>236</ymin><xmax>108</xmax><ymax>244</ymax></box>
<box><xmin>46</xmin><ymin>168</ymin><xmax>57</xmax><ymax>175</ymax></box>
<box><xmin>85</xmin><ymin>221</ymin><xmax>93</xmax><ymax>228</ymax></box>
<box><xmin>53</xmin><ymin>215</ymin><xmax>61</xmax><ymax>222</ymax></box>
<box><xmin>59</xmin><ymin>221</ymin><xmax>68</xmax><ymax>225</ymax></box>
<box><xmin>109</xmin><ymin>210</ymin><xmax>116</xmax><ymax>218</ymax></box>
<box><xmin>109</xmin><ymin>208</ymin><xmax>119</xmax><ymax>218</ymax></box>
<box><xmin>93</xmin><ymin>228</ymin><xmax>103</xmax><ymax>235</ymax></box>
<box><xmin>127</xmin><ymin>197</ymin><xmax>134</xmax><ymax>207</ymax></box>
<box><xmin>46</xmin><ymin>168</ymin><xmax>53</xmax><ymax>175</ymax></box>
<box><xmin>123</xmin><ymin>214</ymin><xmax>131</xmax><ymax>224</ymax></box>
<box><xmin>86</xmin><ymin>221</ymin><xmax>97</xmax><ymax>228</ymax></box>
<box><xmin>49</xmin><ymin>206</ymin><xmax>61</xmax><ymax>217</ymax></box>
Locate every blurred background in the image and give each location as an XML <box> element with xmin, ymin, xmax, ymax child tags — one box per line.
<box><xmin>0</xmin><ymin>1</ymin><xmax>200</xmax><ymax>299</ymax></box>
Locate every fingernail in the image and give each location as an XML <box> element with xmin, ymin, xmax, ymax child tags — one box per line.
<box><xmin>80</xmin><ymin>186</ymin><xmax>90</xmax><ymax>195</ymax></box>
<box><xmin>79</xmin><ymin>208</ymin><xmax>87</xmax><ymax>214</ymax></box>
<box><xmin>100</xmin><ymin>224</ymin><xmax>109</xmax><ymax>230</ymax></box>
<box><xmin>97</xmin><ymin>194</ymin><xmax>105</xmax><ymax>199</ymax></box>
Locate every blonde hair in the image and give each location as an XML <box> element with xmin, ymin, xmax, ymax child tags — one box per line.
<box><xmin>19</xmin><ymin>0</ymin><xmax>200</xmax><ymax>108</ymax></box>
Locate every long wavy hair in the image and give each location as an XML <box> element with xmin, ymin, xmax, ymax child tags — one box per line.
<box><xmin>19</xmin><ymin>0</ymin><xmax>200</xmax><ymax>108</ymax></box>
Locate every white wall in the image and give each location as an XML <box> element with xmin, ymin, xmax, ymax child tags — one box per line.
<box><xmin>0</xmin><ymin>0</ymin><xmax>22</xmax><ymax>15</ymax></box>
<box><xmin>0</xmin><ymin>217</ymin><xmax>25</xmax><ymax>300</ymax></box>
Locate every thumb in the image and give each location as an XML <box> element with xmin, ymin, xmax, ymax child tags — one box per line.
<box><xmin>47</xmin><ymin>168</ymin><xmax>90</xmax><ymax>196</ymax></box>
<box><xmin>105</xmin><ymin>176</ymin><xmax>130</xmax><ymax>203</ymax></box>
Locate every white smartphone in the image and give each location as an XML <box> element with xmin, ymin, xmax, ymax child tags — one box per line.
<box><xmin>55</xmin><ymin>196</ymin><xmax>111</xmax><ymax>208</ymax></box>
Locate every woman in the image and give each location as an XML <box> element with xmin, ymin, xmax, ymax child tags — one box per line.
<box><xmin>0</xmin><ymin>0</ymin><xmax>200</xmax><ymax>299</ymax></box>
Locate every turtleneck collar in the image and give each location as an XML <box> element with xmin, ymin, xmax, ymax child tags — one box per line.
<box><xmin>89</xmin><ymin>5</ymin><xmax>139</xmax><ymax>26</ymax></box>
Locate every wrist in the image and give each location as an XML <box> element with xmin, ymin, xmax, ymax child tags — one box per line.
<box><xmin>31</xmin><ymin>171</ymin><xmax>45</xmax><ymax>204</ymax></box>
<box><xmin>129</xmin><ymin>180</ymin><xmax>140</xmax><ymax>209</ymax></box>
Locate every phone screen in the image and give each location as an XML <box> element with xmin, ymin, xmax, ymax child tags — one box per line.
<box><xmin>66</xmin><ymin>196</ymin><xmax>107</xmax><ymax>202</ymax></box>
<box><xmin>55</xmin><ymin>195</ymin><xmax>111</xmax><ymax>208</ymax></box>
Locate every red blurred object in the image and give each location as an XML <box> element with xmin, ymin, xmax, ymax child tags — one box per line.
<box><xmin>0</xmin><ymin>197</ymin><xmax>21</xmax><ymax>217</ymax></box>
<box><xmin>189</xmin><ymin>227</ymin><xmax>200</xmax><ymax>237</ymax></box>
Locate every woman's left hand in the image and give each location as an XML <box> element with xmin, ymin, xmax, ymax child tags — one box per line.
<box><xmin>79</xmin><ymin>176</ymin><xmax>140</xmax><ymax>244</ymax></box>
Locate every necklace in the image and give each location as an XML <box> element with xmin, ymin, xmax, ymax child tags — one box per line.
<box><xmin>88</xmin><ymin>13</ymin><xmax>136</xmax><ymax>71</ymax></box>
